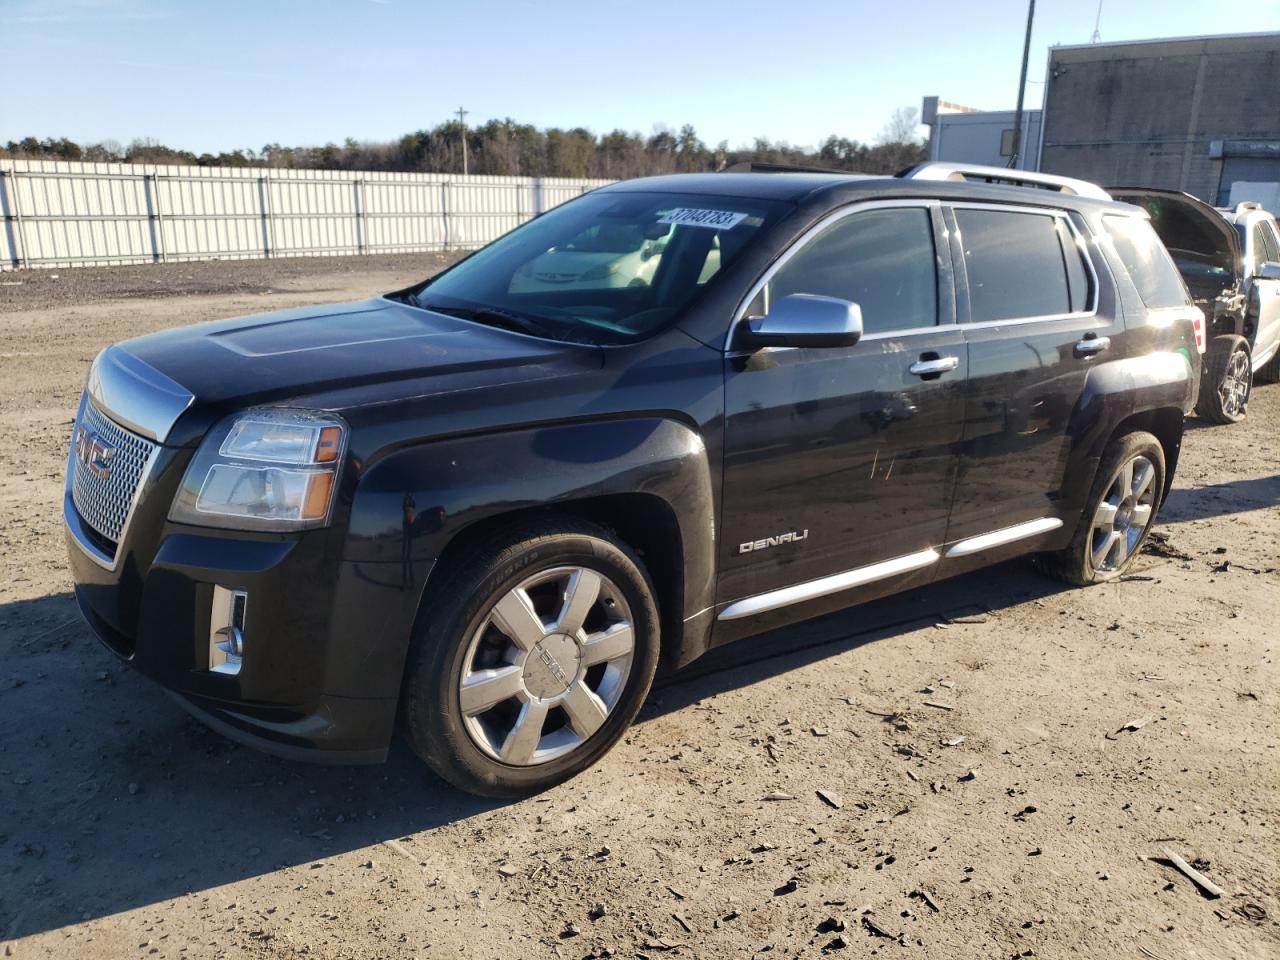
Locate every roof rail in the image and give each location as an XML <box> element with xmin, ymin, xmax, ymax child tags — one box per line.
<box><xmin>721</xmin><ymin>161</ymin><xmax>858</xmax><ymax>176</ymax></box>
<box><xmin>1235</xmin><ymin>200</ymin><xmax>1264</xmax><ymax>215</ymax></box>
<box><xmin>900</xmin><ymin>162</ymin><xmax>1113</xmax><ymax>201</ymax></box>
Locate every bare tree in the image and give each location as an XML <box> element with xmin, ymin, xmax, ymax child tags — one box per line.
<box><xmin>877</xmin><ymin>106</ymin><xmax>925</xmax><ymax>146</ymax></box>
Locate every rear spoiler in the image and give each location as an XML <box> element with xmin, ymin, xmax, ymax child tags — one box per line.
<box><xmin>899</xmin><ymin>163</ymin><xmax>1112</xmax><ymax>201</ymax></box>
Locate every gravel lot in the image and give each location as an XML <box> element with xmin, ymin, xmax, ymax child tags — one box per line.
<box><xmin>1</xmin><ymin>254</ymin><xmax>1277</xmax><ymax>959</ymax></box>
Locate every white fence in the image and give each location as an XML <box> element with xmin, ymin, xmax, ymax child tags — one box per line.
<box><xmin>0</xmin><ymin>159</ymin><xmax>614</xmax><ymax>270</ymax></box>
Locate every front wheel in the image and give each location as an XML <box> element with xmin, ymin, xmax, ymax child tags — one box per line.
<box><xmin>1195</xmin><ymin>334</ymin><xmax>1252</xmax><ymax>423</ymax></box>
<box><xmin>1037</xmin><ymin>431</ymin><xmax>1165</xmax><ymax>585</ymax></box>
<box><xmin>401</xmin><ymin>517</ymin><xmax>660</xmax><ymax>798</ymax></box>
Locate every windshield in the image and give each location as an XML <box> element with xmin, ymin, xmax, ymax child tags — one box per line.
<box><xmin>404</xmin><ymin>191</ymin><xmax>787</xmax><ymax>345</ymax></box>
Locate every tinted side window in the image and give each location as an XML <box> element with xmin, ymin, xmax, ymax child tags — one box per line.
<box><xmin>955</xmin><ymin>209</ymin><xmax>1076</xmax><ymax>321</ymax></box>
<box><xmin>766</xmin><ymin>208</ymin><xmax>938</xmax><ymax>335</ymax></box>
<box><xmin>1057</xmin><ymin>218</ymin><xmax>1091</xmax><ymax>312</ymax></box>
<box><xmin>1103</xmin><ymin>214</ymin><xmax>1192</xmax><ymax>309</ymax></box>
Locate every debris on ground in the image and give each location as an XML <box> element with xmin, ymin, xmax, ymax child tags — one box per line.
<box><xmin>1157</xmin><ymin>847</ymin><xmax>1224</xmax><ymax>899</ymax></box>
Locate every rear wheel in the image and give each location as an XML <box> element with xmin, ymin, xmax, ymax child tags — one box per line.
<box><xmin>1037</xmin><ymin>431</ymin><xmax>1165</xmax><ymax>585</ymax></box>
<box><xmin>401</xmin><ymin>517</ymin><xmax>660</xmax><ymax>798</ymax></box>
<box><xmin>1195</xmin><ymin>334</ymin><xmax>1252</xmax><ymax>423</ymax></box>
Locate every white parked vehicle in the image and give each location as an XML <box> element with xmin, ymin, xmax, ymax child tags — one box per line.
<box><xmin>1112</xmin><ymin>189</ymin><xmax>1280</xmax><ymax>423</ymax></box>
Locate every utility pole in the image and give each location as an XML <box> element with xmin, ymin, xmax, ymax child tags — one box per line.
<box><xmin>1091</xmin><ymin>0</ymin><xmax>1103</xmax><ymax>43</ymax></box>
<box><xmin>455</xmin><ymin>106</ymin><xmax>469</xmax><ymax>176</ymax></box>
<box><xmin>1007</xmin><ymin>0</ymin><xmax>1036</xmax><ymax>169</ymax></box>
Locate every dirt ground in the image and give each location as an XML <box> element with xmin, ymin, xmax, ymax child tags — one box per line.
<box><xmin>1</xmin><ymin>254</ymin><xmax>1276</xmax><ymax>960</ymax></box>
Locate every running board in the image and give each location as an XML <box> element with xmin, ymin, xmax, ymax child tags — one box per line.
<box><xmin>944</xmin><ymin>517</ymin><xmax>1063</xmax><ymax>558</ymax></box>
<box><xmin>717</xmin><ymin>548</ymin><xmax>940</xmax><ymax>622</ymax></box>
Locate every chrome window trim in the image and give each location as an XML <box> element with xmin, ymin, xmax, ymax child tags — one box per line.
<box><xmin>947</xmin><ymin>201</ymin><xmax>1101</xmax><ymax>327</ymax></box>
<box><xmin>87</xmin><ymin>345</ymin><xmax>194</xmax><ymax>444</ymax></box>
<box><xmin>725</xmin><ymin>199</ymin><xmax>948</xmax><ymax>352</ymax></box>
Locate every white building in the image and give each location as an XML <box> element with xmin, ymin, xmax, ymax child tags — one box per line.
<box><xmin>921</xmin><ymin>96</ymin><xmax>1042</xmax><ymax>172</ymax></box>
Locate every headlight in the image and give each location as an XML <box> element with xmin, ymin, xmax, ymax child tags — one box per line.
<box><xmin>169</xmin><ymin>408</ymin><xmax>347</xmax><ymax>531</ymax></box>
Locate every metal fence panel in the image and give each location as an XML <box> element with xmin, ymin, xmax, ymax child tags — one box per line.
<box><xmin>0</xmin><ymin>159</ymin><xmax>612</xmax><ymax>269</ymax></box>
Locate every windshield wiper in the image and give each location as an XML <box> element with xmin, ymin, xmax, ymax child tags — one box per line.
<box><xmin>415</xmin><ymin>300</ymin><xmax>555</xmax><ymax>339</ymax></box>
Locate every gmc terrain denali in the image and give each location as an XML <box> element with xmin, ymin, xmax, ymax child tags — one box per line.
<box><xmin>66</xmin><ymin>163</ymin><xmax>1203</xmax><ymax>797</ymax></box>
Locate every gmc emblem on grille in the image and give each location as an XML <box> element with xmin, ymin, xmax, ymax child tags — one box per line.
<box><xmin>75</xmin><ymin>426</ymin><xmax>117</xmax><ymax>479</ymax></box>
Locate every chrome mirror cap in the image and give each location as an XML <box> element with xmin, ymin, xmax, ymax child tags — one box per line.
<box><xmin>741</xmin><ymin>294</ymin><xmax>864</xmax><ymax>350</ymax></box>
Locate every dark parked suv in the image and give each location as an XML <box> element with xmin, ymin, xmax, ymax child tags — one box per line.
<box><xmin>66</xmin><ymin>163</ymin><xmax>1203</xmax><ymax>796</ymax></box>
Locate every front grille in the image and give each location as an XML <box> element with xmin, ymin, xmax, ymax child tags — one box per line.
<box><xmin>70</xmin><ymin>400</ymin><xmax>157</xmax><ymax>549</ymax></box>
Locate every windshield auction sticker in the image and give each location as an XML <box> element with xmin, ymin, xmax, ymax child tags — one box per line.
<box><xmin>657</xmin><ymin>208</ymin><xmax>749</xmax><ymax>230</ymax></box>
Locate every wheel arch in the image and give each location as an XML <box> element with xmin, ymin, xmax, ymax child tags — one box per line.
<box><xmin>416</xmin><ymin>493</ymin><xmax>692</xmax><ymax>672</ymax></box>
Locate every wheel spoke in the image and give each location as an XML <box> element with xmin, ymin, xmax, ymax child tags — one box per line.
<box><xmin>1093</xmin><ymin>501</ymin><xmax>1118</xmax><ymax>530</ymax></box>
<box><xmin>1131</xmin><ymin>460</ymin><xmax>1155</xmax><ymax>500</ymax></box>
<box><xmin>1093</xmin><ymin>529</ymin><xmax>1120</xmax><ymax>567</ymax></box>
<box><xmin>582</xmin><ymin>622</ymin><xmax>634</xmax><ymax>667</ymax></box>
<box><xmin>499</xmin><ymin>699</ymin><xmax>549</xmax><ymax>764</ymax></box>
<box><xmin>491</xmin><ymin>588</ymin><xmax>546</xmax><ymax>652</ymax></box>
<box><xmin>1108</xmin><ymin>529</ymin><xmax>1128</xmax><ymax>567</ymax></box>
<box><xmin>1130</xmin><ymin>504</ymin><xmax>1153</xmax><ymax>529</ymax></box>
<box><xmin>555</xmin><ymin>568</ymin><xmax>601</xmax><ymax>636</ymax></box>
<box><xmin>459</xmin><ymin>665</ymin><xmax>524</xmax><ymax>716</ymax></box>
<box><xmin>562</xmin><ymin>682</ymin><xmax>608</xmax><ymax>739</ymax></box>
<box><xmin>1118</xmin><ymin>459</ymin><xmax>1134</xmax><ymax>497</ymax></box>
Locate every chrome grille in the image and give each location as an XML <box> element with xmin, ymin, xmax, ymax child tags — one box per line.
<box><xmin>70</xmin><ymin>399</ymin><xmax>157</xmax><ymax>547</ymax></box>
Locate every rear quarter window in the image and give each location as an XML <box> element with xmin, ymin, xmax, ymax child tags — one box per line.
<box><xmin>1102</xmin><ymin>214</ymin><xmax>1191</xmax><ymax>309</ymax></box>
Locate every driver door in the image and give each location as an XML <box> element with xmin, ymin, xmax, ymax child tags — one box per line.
<box><xmin>716</xmin><ymin>202</ymin><xmax>966</xmax><ymax>637</ymax></box>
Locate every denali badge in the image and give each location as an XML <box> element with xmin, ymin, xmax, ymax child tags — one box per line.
<box><xmin>75</xmin><ymin>426</ymin><xmax>117</xmax><ymax>480</ymax></box>
<box><xmin>739</xmin><ymin>529</ymin><xmax>809</xmax><ymax>554</ymax></box>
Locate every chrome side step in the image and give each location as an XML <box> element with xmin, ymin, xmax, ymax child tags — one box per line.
<box><xmin>717</xmin><ymin>548</ymin><xmax>940</xmax><ymax>622</ymax></box>
<box><xmin>944</xmin><ymin>517</ymin><xmax>1063</xmax><ymax>558</ymax></box>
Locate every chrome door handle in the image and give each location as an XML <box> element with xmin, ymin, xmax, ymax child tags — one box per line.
<box><xmin>908</xmin><ymin>356</ymin><xmax>960</xmax><ymax>377</ymax></box>
<box><xmin>1074</xmin><ymin>335</ymin><xmax>1111</xmax><ymax>357</ymax></box>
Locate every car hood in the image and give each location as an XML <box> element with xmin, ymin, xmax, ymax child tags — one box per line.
<box><xmin>115</xmin><ymin>297</ymin><xmax>600</xmax><ymax>441</ymax></box>
<box><xmin>1110</xmin><ymin>187</ymin><xmax>1241</xmax><ymax>283</ymax></box>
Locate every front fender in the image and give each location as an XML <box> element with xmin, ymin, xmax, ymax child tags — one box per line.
<box><xmin>343</xmin><ymin>415</ymin><xmax>716</xmax><ymax>640</ymax></box>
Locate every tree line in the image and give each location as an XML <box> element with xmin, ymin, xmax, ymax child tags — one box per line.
<box><xmin>1</xmin><ymin>108</ymin><xmax>926</xmax><ymax>179</ymax></box>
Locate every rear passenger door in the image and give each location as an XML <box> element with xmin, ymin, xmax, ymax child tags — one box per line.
<box><xmin>944</xmin><ymin>204</ymin><xmax>1119</xmax><ymax>549</ymax></box>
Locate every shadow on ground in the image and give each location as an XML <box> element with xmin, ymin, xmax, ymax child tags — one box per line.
<box><xmin>2</xmin><ymin>560</ymin><xmax>1069</xmax><ymax>939</ymax></box>
<box><xmin>1159</xmin><ymin>473</ymin><xmax>1279</xmax><ymax>524</ymax></box>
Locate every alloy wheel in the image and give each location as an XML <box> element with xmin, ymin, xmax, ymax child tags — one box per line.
<box><xmin>1090</xmin><ymin>454</ymin><xmax>1157</xmax><ymax>573</ymax></box>
<box><xmin>1219</xmin><ymin>347</ymin><xmax>1250</xmax><ymax>419</ymax></box>
<box><xmin>458</xmin><ymin>566</ymin><xmax>635</xmax><ymax>766</ymax></box>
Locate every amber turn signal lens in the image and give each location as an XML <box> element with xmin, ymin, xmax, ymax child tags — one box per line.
<box><xmin>302</xmin><ymin>472</ymin><xmax>335</xmax><ymax>520</ymax></box>
<box><xmin>315</xmin><ymin>426</ymin><xmax>343</xmax><ymax>463</ymax></box>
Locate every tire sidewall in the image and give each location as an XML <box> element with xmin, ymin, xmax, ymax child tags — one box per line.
<box><xmin>406</xmin><ymin>527</ymin><xmax>660</xmax><ymax>796</ymax></box>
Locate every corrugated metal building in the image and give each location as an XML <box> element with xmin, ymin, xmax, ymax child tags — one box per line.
<box><xmin>1038</xmin><ymin>32</ymin><xmax>1280</xmax><ymax>206</ymax></box>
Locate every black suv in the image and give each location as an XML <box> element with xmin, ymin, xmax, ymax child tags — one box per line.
<box><xmin>65</xmin><ymin>163</ymin><xmax>1203</xmax><ymax>797</ymax></box>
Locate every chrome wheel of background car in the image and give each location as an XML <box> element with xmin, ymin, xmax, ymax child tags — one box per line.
<box><xmin>1218</xmin><ymin>348</ymin><xmax>1250</xmax><ymax>419</ymax></box>
<box><xmin>1090</xmin><ymin>454</ymin><xmax>1157</xmax><ymax>573</ymax></box>
<box><xmin>459</xmin><ymin>566</ymin><xmax>635</xmax><ymax>766</ymax></box>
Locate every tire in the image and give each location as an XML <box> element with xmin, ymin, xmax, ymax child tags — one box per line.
<box><xmin>1036</xmin><ymin>430</ymin><xmax>1166</xmax><ymax>586</ymax></box>
<box><xmin>400</xmin><ymin>516</ymin><xmax>661</xmax><ymax>798</ymax></box>
<box><xmin>1195</xmin><ymin>334</ymin><xmax>1252</xmax><ymax>423</ymax></box>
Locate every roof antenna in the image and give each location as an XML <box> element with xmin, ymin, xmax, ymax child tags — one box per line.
<box><xmin>1090</xmin><ymin>0</ymin><xmax>1103</xmax><ymax>43</ymax></box>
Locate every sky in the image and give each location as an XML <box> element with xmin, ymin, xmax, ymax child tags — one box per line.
<box><xmin>3</xmin><ymin>0</ymin><xmax>1278</xmax><ymax>154</ymax></box>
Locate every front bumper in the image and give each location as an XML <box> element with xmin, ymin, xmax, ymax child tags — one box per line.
<box><xmin>66</xmin><ymin>489</ymin><xmax>419</xmax><ymax>765</ymax></box>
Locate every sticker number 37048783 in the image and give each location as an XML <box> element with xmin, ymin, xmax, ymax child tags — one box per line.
<box><xmin>656</xmin><ymin>207</ymin><xmax>749</xmax><ymax>230</ymax></box>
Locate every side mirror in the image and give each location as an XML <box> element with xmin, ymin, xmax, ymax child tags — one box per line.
<box><xmin>740</xmin><ymin>294</ymin><xmax>864</xmax><ymax>349</ymax></box>
<box><xmin>1257</xmin><ymin>261</ymin><xmax>1280</xmax><ymax>281</ymax></box>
